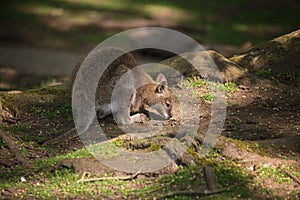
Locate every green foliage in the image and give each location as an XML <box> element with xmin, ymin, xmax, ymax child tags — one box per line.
<box><xmin>0</xmin><ymin>123</ymin><xmax>31</xmax><ymax>133</ymax></box>
<box><xmin>20</xmin><ymin>134</ymin><xmax>45</xmax><ymax>143</ymax></box>
<box><xmin>0</xmin><ymin>138</ymin><xmax>5</xmax><ymax>147</ymax></box>
<box><xmin>35</xmin><ymin>148</ymin><xmax>92</xmax><ymax>171</ymax></box>
<box><xmin>26</xmin><ymin>86</ymin><xmax>69</xmax><ymax>96</ymax></box>
<box><xmin>200</xmin><ymin>91</ymin><xmax>216</xmax><ymax>102</ymax></box>
<box><xmin>29</xmin><ymin>103</ymin><xmax>73</xmax><ymax>121</ymax></box>
<box><xmin>187</xmin><ymin>77</ymin><xmax>208</xmax><ymax>88</ymax></box>
<box><xmin>22</xmin><ymin>168</ymin><xmax>95</xmax><ymax>199</ymax></box>
<box><xmin>130</xmin><ymin>165</ymin><xmax>206</xmax><ymax>199</ymax></box>
<box><xmin>149</xmin><ymin>143</ymin><xmax>161</xmax><ymax>151</ymax></box>
<box><xmin>2</xmin><ymin>0</ymin><xmax>298</xmax><ymax>50</ymax></box>
<box><xmin>183</xmin><ymin>77</ymin><xmax>238</xmax><ymax>102</ymax></box>
<box><xmin>256</xmin><ymin>69</ymin><xmax>300</xmax><ymax>84</ymax></box>
<box><xmin>224</xmin><ymin>82</ymin><xmax>237</xmax><ymax>94</ymax></box>
<box><xmin>211</xmin><ymin>82</ymin><xmax>237</xmax><ymax>97</ymax></box>
<box><xmin>0</xmin><ymin>148</ymin><xmax>255</xmax><ymax>199</ymax></box>
<box><xmin>0</xmin><ymin>123</ymin><xmax>46</xmax><ymax>143</ymax></box>
<box><xmin>257</xmin><ymin>166</ymin><xmax>293</xmax><ymax>184</ymax></box>
<box><xmin>256</xmin><ymin>69</ymin><xmax>273</xmax><ymax>78</ymax></box>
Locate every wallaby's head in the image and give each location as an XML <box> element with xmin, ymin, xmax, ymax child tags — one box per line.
<box><xmin>138</xmin><ymin>74</ymin><xmax>173</xmax><ymax>120</ymax></box>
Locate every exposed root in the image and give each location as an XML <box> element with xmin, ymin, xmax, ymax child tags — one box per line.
<box><xmin>42</xmin><ymin>128</ymin><xmax>77</xmax><ymax>145</ymax></box>
<box><xmin>0</xmin><ymin>129</ymin><xmax>30</xmax><ymax>167</ymax></box>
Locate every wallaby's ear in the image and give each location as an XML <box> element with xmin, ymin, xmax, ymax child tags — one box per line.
<box><xmin>156</xmin><ymin>73</ymin><xmax>168</xmax><ymax>84</ymax></box>
<box><xmin>156</xmin><ymin>81</ymin><xmax>167</xmax><ymax>94</ymax></box>
<box><xmin>156</xmin><ymin>74</ymin><xmax>168</xmax><ymax>93</ymax></box>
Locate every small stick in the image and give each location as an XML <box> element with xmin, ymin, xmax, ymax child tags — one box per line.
<box><xmin>77</xmin><ymin>170</ymin><xmax>141</xmax><ymax>183</ymax></box>
<box><xmin>284</xmin><ymin>169</ymin><xmax>300</xmax><ymax>185</ymax></box>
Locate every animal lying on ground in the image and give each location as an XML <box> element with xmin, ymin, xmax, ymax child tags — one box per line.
<box><xmin>72</xmin><ymin>48</ymin><xmax>173</xmax><ymax>125</ymax></box>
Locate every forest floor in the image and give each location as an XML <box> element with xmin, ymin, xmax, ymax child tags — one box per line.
<box><xmin>0</xmin><ymin>69</ymin><xmax>299</xmax><ymax>199</ymax></box>
<box><xmin>0</xmin><ymin>1</ymin><xmax>300</xmax><ymax>199</ymax></box>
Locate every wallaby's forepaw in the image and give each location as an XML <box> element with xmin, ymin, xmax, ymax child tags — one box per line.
<box><xmin>139</xmin><ymin>113</ymin><xmax>149</xmax><ymax>122</ymax></box>
<box><xmin>130</xmin><ymin>113</ymin><xmax>148</xmax><ymax>123</ymax></box>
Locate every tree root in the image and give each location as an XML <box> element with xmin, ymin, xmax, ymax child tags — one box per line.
<box><xmin>42</xmin><ymin>128</ymin><xmax>77</xmax><ymax>145</ymax></box>
<box><xmin>0</xmin><ymin>129</ymin><xmax>31</xmax><ymax>167</ymax></box>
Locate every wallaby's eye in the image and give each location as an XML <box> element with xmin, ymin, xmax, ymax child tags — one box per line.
<box><xmin>165</xmin><ymin>101</ymin><xmax>171</xmax><ymax>108</ymax></box>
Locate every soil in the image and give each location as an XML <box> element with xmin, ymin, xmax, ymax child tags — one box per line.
<box><xmin>0</xmin><ymin>71</ymin><xmax>299</xmax><ymax>199</ymax></box>
<box><xmin>0</xmin><ymin>36</ymin><xmax>300</xmax><ymax>198</ymax></box>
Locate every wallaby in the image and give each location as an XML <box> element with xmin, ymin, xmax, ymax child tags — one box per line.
<box><xmin>72</xmin><ymin>48</ymin><xmax>173</xmax><ymax>125</ymax></box>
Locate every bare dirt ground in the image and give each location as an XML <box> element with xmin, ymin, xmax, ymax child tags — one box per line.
<box><xmin>0</xmin><ymin>71</ymin><xmax>299</xmax><ymax>199</ymax></box>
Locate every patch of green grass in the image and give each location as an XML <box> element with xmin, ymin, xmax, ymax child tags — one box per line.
<box><xmin>134</xmin><ymin>150</ymin><xmax>252</xmax><ymax>199</ymax></box>
<box><xmin>211</xmin><ymin>82</ymin><xmax>238</xmax><ymax>97</ymax></box>
<box><xmin>183</xmin><ymin>77</ymin><xmax>238</xmax><ymax>102</ymax></box>
<box><xmin>256</xmin><ymin>69</ymin><xmax>300</xmax><ymax>84</ymax></box>
<box><xmin>6</xmin><ymin>167</ymin><xmax>135</xmax><ymax>199</ymax></box>
<box><xmin>149</xmin><ymin>143</ymin><xmax>161</xmax><ymax>151</ymax></box>
<box><xmin>0</xmin><ymin>164</ymin><xmax>33</xmax><ymax>181</ymax></box>
<box><xmin>224</xmin><ymin>82</ymin><xmax>238</xmax><ymax>94</ymax></box>
<box><xmin>0</xmin><ymin>147</ymin><xmax>256</xmax><ymax>199</ymax></box>
<box><xmin>18</xmin><ymin>168</ymin><xmax>95</xmax><ymax>199</ymax></box>
<box><xmin>0</xmin><ymin>123</ymin><xmax>45</xmax><ymax>143</ymax></box>
<box><xmin>0</xmin><ymin>138</ymin><xmax>5</xmax><ymax>147</ymax></box>
<box><xmin>29</xmin><ymin>103</ymin><xmax>73</xmax><ymax>121</ymax></box>
<box><xmin>26</xmin><ymin>85</ymin><xmax>69</xmax><ymax>96</ymax></box>
<box><xmin>277</xmin><ymin>71</ymin><xmax>300</xmax><ymax>83</ymax></box>
<box><xmin>128</xmin><ymin>165</ymin><xmax>206</xmax><ymax>199</ymax></box>
<box><xmin>200</xmin><ymin>91</ymin><xmax>216</xmax><ymax>102</ymax></box>
<box><xmin>257</xmin><ymin>166</ymin><xmax>292</xmax><ymax>184</ymax></box>
<box><xmin>0</xmin><ymin>147</ymin><xmax>91</xmax><ymax>181</ymax></box>
<box><xmin>256</xmin><ymin>69</ymin><xmax>273</xmax><ymax>78</ymax></box>
<box><xmin>35</xmin><ymin>147</ymin><xmax>91</xmax><ymax>171</ymax></box>
<box><xmin>19</xmin><ymin>134</ymin><xmax>46</xmax><ymax>143</ymax></box>
<box><xmin>0</xmin><ymin>123</ymin><xmax>31</xmax><ymax>133</ymax></box>
<box><xmin>227</xmin><ymin>138</ymin><xmax>269</xmax><ymax>156</ymax></box>
<box><xmin>215</xmin><ymin>161</ymin><xmax>250</xmax><ymax>187</ymax></box>
<box><xmin>187</xmin><ymin>77</ymin><xmax>208</xmax><ymax>88</ymax></box>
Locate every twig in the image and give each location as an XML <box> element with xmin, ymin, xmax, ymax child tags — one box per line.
<box><xmin>284</xmin><ymin>169</ymin><xmax>300</xmax><ymax>185</ymax></box>
<box><xmin>77</xmin><ymin>170</ymin><xmax>141</xmax><ymax>183</ymax></box>
<box><xmin>158</xmin><ymin>181</ymin><xmax>249</xmax><ymax>199</ymax></box>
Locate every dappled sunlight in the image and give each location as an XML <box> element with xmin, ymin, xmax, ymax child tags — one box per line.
<box><xmin>0</xmin><ymin>0</ymin><xmax>300</xmax><ymax>195</ymax></box>
<box><xmin>17</xmin><ymin>0</ymin><xmax>190</xmax><ymax>32</ymax></box>
<box><xmin>64</xmin><ymin>0</ymin><xmax>126</xmax><ymax>10</ymax></box>
<box><xmin>233</xmin><ymin>23</ymin><xmax>286</xmax><ymax>38</ymax></box>
<box><xmin>18</xmin><ymin>4</ymin><xmax>100</xmax><ymax>31</ymax></box>
<box><xmin>142</xmin><ymin>5</ymin><xmax>191</xmax><ymax>22</ymax></box>
<box><xmin>0</xmin><ymin>0</ymin><xmax>299</xmax><ymax>49</ymax></box>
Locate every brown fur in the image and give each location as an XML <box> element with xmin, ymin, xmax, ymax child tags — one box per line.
<box><xmin>71</xmin><ymin>47</ymin><xmax>173</xmax><ymax>125</ymax></box>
